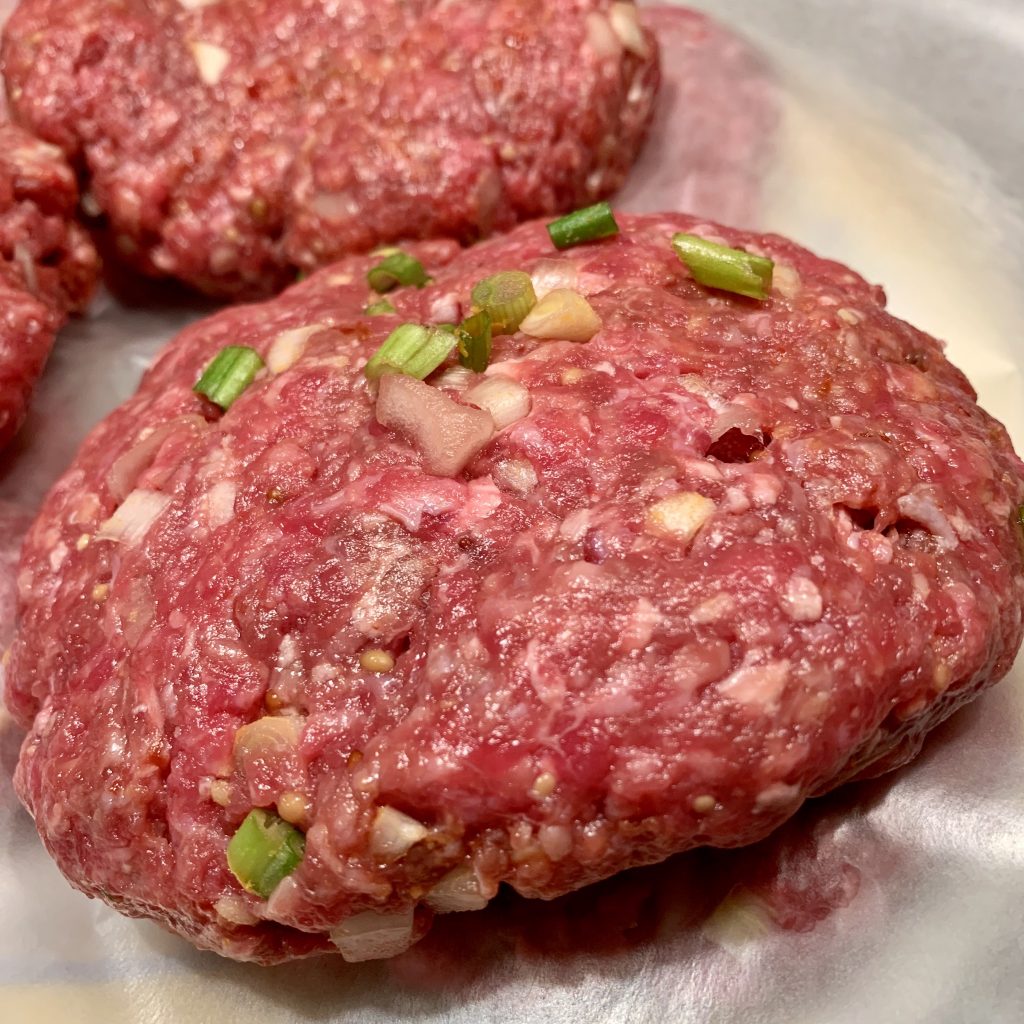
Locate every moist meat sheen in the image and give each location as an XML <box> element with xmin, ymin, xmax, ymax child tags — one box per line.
<box><xmin>1</xmin><ymin>0</ymin><xmax>659</xmax><ymax>298</ymax></box>
<box><xmin>0</xmin><ymin>114</ymin><xmax>99</xmax><ymax>449</ymax></box>
<box><xmin>6</xmin><ymin>213</ymin><xmax>1023</xmax><ymax>963</ymax></box>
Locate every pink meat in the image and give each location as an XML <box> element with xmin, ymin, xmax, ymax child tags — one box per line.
<box><xmin>1</xmin><ymin>0</ymin><xmax>659</xmax><ymax>298</ymax></box>
<box><xmin>0</xmin><ymin>116</ymin><xmax>100</xmax><ymax>450</ymax></box>
<box><xmin>6</xmin><ymin>213</ymin><xmax>1023</xmax><ymax>964</ymax></box>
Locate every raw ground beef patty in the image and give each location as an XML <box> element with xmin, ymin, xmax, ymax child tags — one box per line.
<box><xmin>6</xmin><ymin>213</ymin><xmax>1023</xmax><ymax>964</ymax></box>
<box><xmin>1</xmin><ymin>0</ymin><xmax>658</xmax><ymax>299</ymax></box>
<box><xmin>0</xmin><ymin>115</ymin><xmax>99</xmax><ymax>449</ymax></box>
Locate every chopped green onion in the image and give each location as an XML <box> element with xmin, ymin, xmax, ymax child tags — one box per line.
<box><xmin>470</xmin><ymin>271</ymin><xmax>537</xmax><ymax>335</ymax></box>
<box><xmin>547</xmin><ymin>201</ymin><xmax>620</xmax><ymax>250</ymax></box>
<box><xmin>671</xmin><ymin>233</ymin><xmax>774</xmax><ymax>300</ymax></box>
<box><xmin>193</xmin><ymin>346</ymin><xmax>265</xmax><ymax>410</ymax></box>
<box><xmin>457</xmin><ymin>311</ymin><xmax>493</xmax><ymax>372</ymax></box>
<box><xmin>365</xmin><ymin>298</ymin><xmax>396</xmax><ymax>316</ymax></box>
<box><xmin>364</xmin><ymin>323</ymin><xmax>455</xmax><ymax>381</ymax></box>
<box><xmin>227</xmin><ymin>808</ymin><xmax>305</xmax><ymax>899</ymax></box>
<box><xmin>367</xmin><ymin>250</ymin><xmax>429</xmax><ymax>293</ymax></box>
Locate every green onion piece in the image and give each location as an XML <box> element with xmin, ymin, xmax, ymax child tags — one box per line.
<box><xmin>547</xmin><ymin>201</ymin><xmax>620</xmax><ymax>250</ymax></box>
<box><xmin>367</xmin><ymin>250</ymin><xmax>430</xmax><ymax>293</ymax></box>
<box><xmin>365</xmin><ymin>298</ymin><xmax>396</xmax><ymax>316</ymax></box>
<box><xmin>227</xmin><ymin>809</ymin><xmax>305</xmax><ymax>899</ymax></box>
<box><xmin>671</xmin><ymin>233</ymin><xmax>774</xmax><ymax>300</ymax></box>
<box><xmin>193</xmin><ymin>346</ymin><xmax>265</xmax><ymax>410</ymax></box>
<box><xmin>457</xmin><ymin>310</ymin><xmax>493</xmax><ymax>373</ymax></box>
<box><xmin>363</xmin><ymin>323</ymin><xmax>455</xmax><ymax>381</ymax></box>
<box><xmin>470</xmin><ymin>271</ymin><xmax>537</xmax><ymax>335</ymax></box>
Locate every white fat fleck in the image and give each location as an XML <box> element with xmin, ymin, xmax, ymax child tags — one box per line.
<box><xmin>718</xmin><ymin>659</ymin><xmax>791</xmax><ymax>709</ymax></box>
<box><xmin>755</xmin><ymin>783</ymin><xmax>801</xmax><ymax>811</ymax></box>
<box><xmin>559</xmin><ymin>509</ymin><xmax>592</xmax><ymax>543</ymax></box>
<box><xmin>200</xmin><ymin>480</ymin><xmax>236</xmax><ymax>529</ymax></box>
<box><xmin>691</xmin><ymin>593</ymin><xmax>735</xmax><ymax>624</ymax></box>
<box><xmin>618</xmin><ymin>597</ymin><xmax>662</xmax><ymax>652</ymax></box>
<box><xmin>267</xmin><ymin>324</ymin><xmax>323</xmax><ymax>374</ymax></box>
<box><xmin>538</xmin><ymin>824</ymin><xmax>574</xmax><ymax>862</ymax></box>
<box><xmin>780</xmin><ymin>576</ymin><xmax>823</xmax><ymax>623</ymax></box>
<box><xmin>190</xmin><ymin>41</ymin><xmax>230</xmax><ymax>86</ymax></box>
<box><xmin>837</xmin><ymin>308</ymin><xmax>863</xmax><ymax>325</ymax></box>
<box><xmin>610</xmin><ymin>2</ymin><xmax>650</xmax><ymax>57</ymax></box>
<box><xmin>48</xmin><ymin>542</ymin><xmax>69</xmax><ymax>572</ymax></box>
<box><xmin>896</xmin><ymin>491</ymin><xmax>959</xmax><ymax>549</ymax></box>
<box><xmin>178</xmin><ymin>0</ymin><xmax>221</xmax><ymax>8</ymax></box>
<box><xmin>429</xmin><ymin>292</ymin><xmax>460</xmax><ymax>324</ymax></box>
<box><xmin>782</xmin><ymin>396</ymin><xmax>799</xmax><ymax>411</ymax></box>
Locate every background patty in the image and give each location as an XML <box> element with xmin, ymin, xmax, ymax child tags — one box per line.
<box><xmin>1</xmin><ymin>0</ymin><xmax>659</xmax><ymax>299</ymax></box>
<box><xmin>0</xmin><ymin>114</ymin><xmax>99</xmax><ymax>450</ymax></box>
<box><xmin>6</xmin><ymin>213</ymin><xmax>1023</xmax><ymax>963</ymax></box>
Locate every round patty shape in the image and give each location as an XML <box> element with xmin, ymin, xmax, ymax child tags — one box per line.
<box><xmin>1</xmin><ymin>0</ymin><xmax>659</xmax><ymax>299</ymax></box>
<box><xmin>7</xmin><ymin>213</ymin><xmax>1024</xmax><ymax>964</ymax></box>
<box><xmin>0</xmin><ymin>116</ymin><xmax>100</xmax><ymax>450</ymax></box>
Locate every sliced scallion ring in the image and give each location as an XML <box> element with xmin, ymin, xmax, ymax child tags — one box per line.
<box><xmin>364</xmin><ymin>323</ymin><xmax>455</xmax><ymax>381</ymax></box>
<box><xmin>193</xmin><ymin>346</ymin><xmax>265</xmax><ymax>410</ymax></box>
<box><xmin>671</xmin><ymin>233</ymin><xmax>774</xmax><ymax>300</ymax></box>
<box><xmin>365</xmin><ymin>298</ymin><xmax>396</xmax><ymax>316</ymax></box>
<box><xmin>227</xmin><ymin>808</ymin><xmax>305</xmax><ymax>899</ymax></box>
<box><xmin>470</xmin><ymin>271</ymin><xmax>536</xmax><ymax>335</ymax></box>
<box><xmin>367</xmin><ymin>250</ymin><xmax>430</xmax><ymax>293</ymax></box>
<box><xmin>457</xmin><ymin>310</ymin><xmax>493</xmax><ymax>372</ymax></box>
<box><xmin>547</xmin><ymin>201</ymin><xmax>620</xmax><ymax>250</ymax></box>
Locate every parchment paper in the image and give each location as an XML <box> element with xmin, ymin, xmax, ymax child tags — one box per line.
<box><xmin>2</xmin><ymin>2</ymin><xmax>1023</xmax><ymax>1022</ymax></box>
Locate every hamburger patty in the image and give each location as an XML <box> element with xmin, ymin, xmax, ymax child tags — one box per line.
<box><xmin>6</xmin><ymin>212</ymin><xmax>1023</xmax><ymax>963</ymax></box>
<box><xmin>0</xmin><ymin>115</ymin><xmax>99</xmax><ymax>450</ymax></box>
<box><xmin>1</xmin><ymin>0</ymin><xmax>658</xmax><ymax>298</ymax></box>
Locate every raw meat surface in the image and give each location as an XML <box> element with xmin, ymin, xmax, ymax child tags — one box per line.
<box><xmin>1</xmin><ymin>0</ymin><xmax>659</xmax><ymax>298</ymax></box>
<box><xmin>0</xmin><ymin>115</ymin><xmax>99</xmax><ymax>449</ymax></box>
<box><xmin>6</xmin><ymin>213</ymin><xmax>1023</xmax><ymax>964</ymax></box>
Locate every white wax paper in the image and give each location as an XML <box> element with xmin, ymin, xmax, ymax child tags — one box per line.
<box><xmin>2</xmin><ymin>2</ymin><xmax>1023</xmax><ymax>1021</ymax></box>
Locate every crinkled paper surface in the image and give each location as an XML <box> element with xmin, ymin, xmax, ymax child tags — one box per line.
<box><xmin>1</xmin><ymin>1</ymin><xmax>1023</xmax><ymax>1021</ymax></box>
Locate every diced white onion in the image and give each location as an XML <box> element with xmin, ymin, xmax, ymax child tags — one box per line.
<box><xmin>434</xmin><ymin>366</ymin><xmax>474</xmax><ymax>393</ymax></box>
<box><xmin>369</xmin><ymin>806</ymin><xmax>429</xmax><ymax>860</ymax></box>
<box><xmin>233</xmin><ymin>715</ymin><xmax>302</xmax><ymax>757</ymax></box>
<box><xmin>519</xmin><ymin>289</ymin><xmax>602</xmax><ymax>343</ymax></box>
<box><xmin>463</xmin><ymin>375</ymin><xmax>531</xmax><ymax>430</ymax></box>
<box><xmin>609</xmin><ymin>2</ymin><xmax>650</xmax><ymax>58</ymax></box>
<box><xmin>96</xmin><ymin>489</ymin><xmax>172</xmax><ymax>544</ymax></box>
<box><xmin>425</xmin><ymin>866</ymin><xmax>489</xmax><ymax>913</ymax></box>
<box><xmin>107</xmin><ymin>416</ymin><xmax>205</xmax><ymax>502</ymax></box>
<box><xmin>267</xmin><ymin>324</ymin><xmax>323</xmax><ymax>374</ymax></box>
<box><xmin>370</xmin><ymin>802</ymin><xmax>425</xmax><ymax>860</ymax></box>
<box><xmin>190</xmin><ymin>41</ymin><xmax>230</xmax><ymax>86</ymax></box>
<box><xmin>376</xmin><ymin>374</ymin><xmax>495</xmax><ymax>478</ymax></box>
<box><xmin>330</xmin><ymin>908</ymin><xmax>416</xmax><ymax>963</ymax></box>
<box><xmin>645</xmin><ymin>492</ymin><xmax>716</xmax><ymax>544</ymax></box>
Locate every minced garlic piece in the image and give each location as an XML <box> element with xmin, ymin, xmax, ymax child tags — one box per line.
<box><xmin>645</xmin><ymin>492</ymin><xmax>716</xmax><ymax>543</ymax></box>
